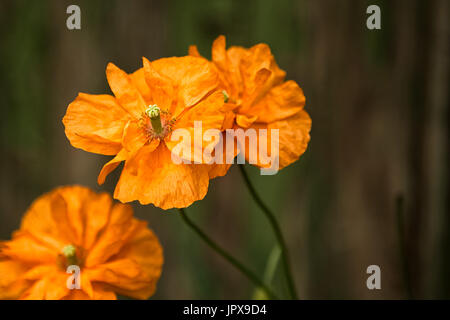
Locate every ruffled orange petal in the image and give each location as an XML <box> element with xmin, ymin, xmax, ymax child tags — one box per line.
<box><xmin>240</xmin><ymin>67</ymin><xmax>272</xmax><ymax>108</ymax></box>
<box><xmin>80</xmin><ymin>273</ymin><xmax>95</xmax><ymax>298</ymax></box>
<box><xmin>20</xmin><ymin>279</ymin><xmax>46</xmax><ymax>300</ymax></box>
<box><xmin>188</xmin><ymin>45</ymin><xmax>201</xmax><ymax>57</ymax></box>
<box><xmin>54</xmin><ymin>185</ymin><xmax>142</xmax><ymax>256</ymax></box>
<box><xmin>208</xmin><ymin>163</ymin><xmax>232</xmax><ymax>179</ymax></box>
<box><xmin>24</xmin><ymin>266</ymin><xmax>115</xmax><ymax>300</ymax></box>
<box><xmin>207</xmin><ymin>131</ymin><xmax>238</xmax><ymax>179</ymax></box>
<box><xmin>142</xmin><ymin>57</ymin><xmax>174</xmax><ymax>110</ymax></box>
<box><xmin>63</xmin><ymin>93</ymin><xmax>130</xmax><ymax>155</ymax></box>
<box><xmin>239</xmin><ymin>43</ymin><xmax>286</xmax><ymax>98</ymax></box>
<box><xmin>268</xmin><ymin>109</ymin><xmax>311</xmax><ymax>169</ymax></box>
<box><xmin>236</xmin><ymin>114</ymin><xmax>258</xmax><ymax>128</ymax></box>
<box><xmin>40</xmin><ymin>276</ymin><xmax>70</xmax><ymax>300</ymax></box>
<box><xmin>165</xmin><ymin>90</ymin><xmax>225</xmax><ymax>163</ymax></box>
<box><xmin>206</xmin><ymin>36</ymin><xmax>289</xmax><ymax>113</ymax></box>
<box><xmin>22</xmin><ymin>265</ymin><xmax>69</xmax><ymax>300</ymax></box>
<box><xmin>239</xmin><ymin>80</ymin><xmax>305</xmax><ymax>123</ymax></box>
<box><xmin>98</xmin><ymin>142</ymin><xmax>160</xmax><ymax>186</ymax></box>
<box><xmin>0</xmin><ymin>260</ymin><xmax>29</xmax><ymax>299</ymax></box>
<box><xmin>55</xmin><ymin>186</ymin><xmax>97</xmax><ymax>245</ymax></box>
<box><xmin>111</xmin><ymin>222</ymin><xmax>163</xmax><ymax>299</ymax></box>
<box><xmin>130</xmin><ymin>68</ymin><xmax>152</xmax><ymax>104</ymax></box>
<box><xmin>150</xmin><ymin>56</ymin><xmax>219</xmax><ymax>116</ymax></box>
<box><xmin>234</xmin><ymin>122</ymin><xmax>270</xmax><ymax>168</ymax></box>
<box><xmin>85</xmin><ymin>223</ymin><xmax>162</xmax><ymax>300</ymax></box>
<box><xmin>211</xmin><ymin>35</ymin><xmax>227</xmax><ymax>68</ymax></box>
<box><xmin>211</xmin><ymin>36</ymin><xmax>245</xmax><ymax>98</ymax></box>
<box><xmin>84</xmin><ymin>203</ymin><xmax>136</xmax><ymax>267</ymax></box>
<box><xmin>19</xmin><ymin>187</ymin><xmax>83</xmax><ymax>248</ymax></box>
<box><xmin>237</xmin><ymin>110</ymin><xmax>311</xmax><ymax>169</ymax></box>
<box><xmin>85</xmin><ymin>259</ymin><xmax>145</xmax><ymax>291</ymax></box>
<box><xmin>222</xmin><ymin>109</ymin><xmax>236</xmax><ymax>130</ymax></box>
<box><xmin>61</xmin><ymin>283</ymin><xmax>117</xmax><ymax>300</ymax></box>
<box><xmin>114</xmin><ymin>143</ymin><xmax>210</xmax><ymax>209</ymax></box>
<box><xmin>2</xmin><ymin>232</ymin><xmax>59</xmax><ymax>265</ymax></box>
<box><xmin>61</xmin><ymin>289</ymin><xmax>91</xmax><ymax>300</ymax></box>
<box><xmin>106</xmin><ymin>63</ymin><xmax>147</xmax><ymax>118</ymax></box>
<box><xmin>79</xmin><ymin>192</ymin><xmax>114</xmax><ymax>251</ymax></box>
<box><xmin>122</xmin><ymin>120</ymin><xmax>148</xmax><ymax>154</ymax></box>
<box><xmin>97</xmin><ymin>148</ymin><xmax>128</xmax><ymax>185</ymax></box>
<box><xmin>91</xmin><ymin>284</ymin><xmax>117</xmax><ymax>300</ymax></box>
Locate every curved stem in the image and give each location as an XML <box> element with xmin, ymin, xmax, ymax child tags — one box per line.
<box><xmin>239</xmin><ymin>165</ymin><xmax>298</xmax><ymax>300</ymax></box>
<box><xmin>179</xmin><ymin>208</ymin><xmax>278</xmax><ymax>300</ymax></box>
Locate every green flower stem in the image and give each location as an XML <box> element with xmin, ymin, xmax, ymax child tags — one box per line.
<box><xmin>179</xmin><ymin>208</ymin><xmax>278</xmax><ymax>300</ymax></box>
<box><xmin>252</xmin><ymin>245</ymin><xmax>281</xmax><ymax>300</ymax></box>
<box><xmin>239</xmin><ymin>165</ymin><xmax>299</xmax><ymax>300</ymax></box>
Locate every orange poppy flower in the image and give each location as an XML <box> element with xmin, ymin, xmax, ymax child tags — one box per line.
<box><xmin>189</xmin><ymin>36</ymin><xmax>311</xmax><ymax>170</ymax></box>
<box><xmin>63</xmin><ymin>56</ymin><xmax>226</xmax><ymax>209</ymax></box>
<box><xmin>0</xmin><ymin>186</ymin><xmax>163</xmax><ymax>300</ymax></box>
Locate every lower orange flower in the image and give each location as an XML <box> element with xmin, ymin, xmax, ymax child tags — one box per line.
<box><xmin>0</xmin><ymin>186</ymin><xmax>163</xmax><ymax>300</ymax></box>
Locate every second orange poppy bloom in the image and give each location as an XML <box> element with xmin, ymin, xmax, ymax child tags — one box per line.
<box><xmin>190</xmin><ymin>35</ymin><xmax>311</xmax><ymax>170</ymax></box>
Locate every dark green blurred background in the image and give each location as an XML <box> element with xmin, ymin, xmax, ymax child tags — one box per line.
<box><xmin>0</xmin><ymin>0</ymin><xmax>448</xmax><ymax>299</ymax></box>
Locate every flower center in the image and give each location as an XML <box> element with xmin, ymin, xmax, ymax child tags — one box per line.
<box><xmin>141</xmin><ymin>104</ymin><xmax>175</xmax><ymax>140</ymax></box>
<box><xmin>146</xmin><ymin>104</ymin><xmax>162</xmax><ymax>134</ymax></box>
<box><xmin>62</xmin><ymin>244</ymin><xmax>79</xmax><ymax>266</ymax></box>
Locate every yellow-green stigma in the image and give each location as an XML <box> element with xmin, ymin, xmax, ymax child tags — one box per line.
<box><xmin>62</xmin><ymin>244</ymin><xmax>78</xmax><ymax>266</ymax></box>
<box><xmin>145</xmin><ymin>104</ymin><xmax>162</xmax><ymax>134</ymax></box>
<box><xmin>222</xmin><ymin>90</ymin><xmax>229</xmax><ymax>103</ymax></box>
